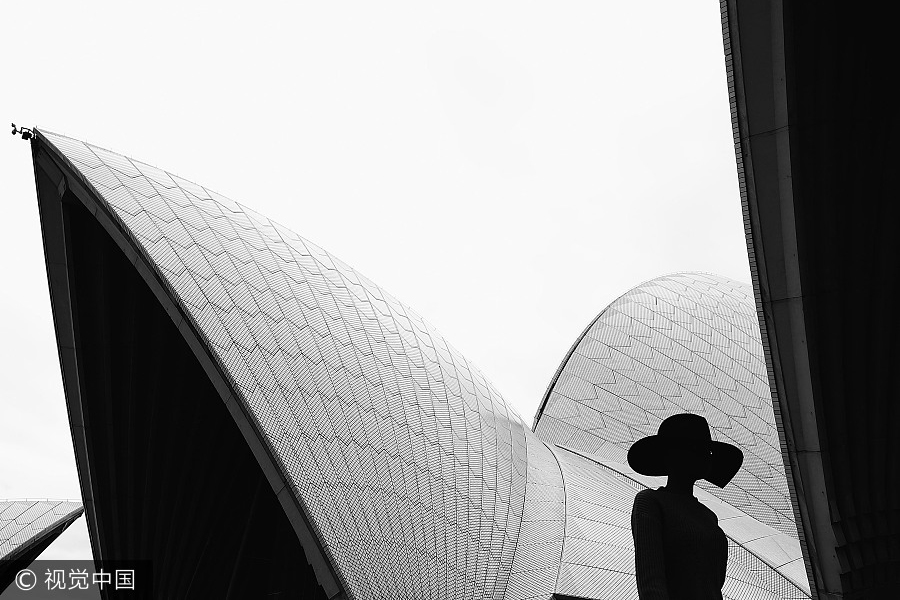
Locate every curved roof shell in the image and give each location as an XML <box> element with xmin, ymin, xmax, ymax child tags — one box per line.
<box><xmin>35</xmin><ymin>130</ymin><xmax>528</xmax><ymax>600</ymax></box>
<box><xmin>0</xmin><ymin>500</ymin><xmax>83</xmax><ymax>592</ymax></box>
<box><xmin>31</xmin><ymin>131</ymin><xmax>809</xmax><ymax>599</ymax></box>
<box><xmin>0</xmin><ymin>500</ymin><xmax>83</xmax><ymax>560</ymax></box>
<box><xmin>550</xmin><ymin>449</ymin><xmax>809</xmax><ymax>599</ymax></box>
<box><xmin>533</xmin><ymin>272</ymin><xmax>796</xmax><ymax>538</ymax></box>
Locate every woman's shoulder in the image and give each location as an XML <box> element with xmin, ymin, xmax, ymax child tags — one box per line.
<box><xmin>633</xmin><ymin>488</ymin><xmax>660</xmax><ymax>500</ymax></box>
<box><xmin>635</xmin><ymin>488</ymin><xmax>660</xmax><ymax>500</ymax></box>
<box><xmin>632</xmin><ymin>487</ymin><xmax>665</xmax><ymax>509</ymax></box>
<box><xmin>631</xmin><ymin>488</ymin><xmax>663</xmax><ymax>521</ymax></box>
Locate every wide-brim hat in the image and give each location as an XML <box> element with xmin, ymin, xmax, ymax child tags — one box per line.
<box><xmin>627</xmin><ymin>413</ymin><xmax>743</xmax><ymax>488</ymax></box>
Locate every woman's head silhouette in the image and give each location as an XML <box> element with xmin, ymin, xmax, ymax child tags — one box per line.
<box><xmin>627</xmin><ymin>413</ymin><xmax>744</xmax><ymax>488</ymax></box>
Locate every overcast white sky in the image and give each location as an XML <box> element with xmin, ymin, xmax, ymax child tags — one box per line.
<box><xmin>1</xmin><ymin>1</ymin><xmax>748</xmax><ymax>560</ymax></box>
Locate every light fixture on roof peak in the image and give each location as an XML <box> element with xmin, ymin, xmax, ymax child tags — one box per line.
<box><xmin>11</xmin><ymin>123</ymin><xmax>33</xmax><ymax>141</ymax></box>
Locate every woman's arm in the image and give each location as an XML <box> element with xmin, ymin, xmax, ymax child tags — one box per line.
<box><xmin>631</xmin><ymin>490</ymin><xmax>670</xmax><ymax>600</ymax></box>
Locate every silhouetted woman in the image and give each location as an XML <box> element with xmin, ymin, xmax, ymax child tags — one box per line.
<box><xmin>627</xmin><ymin>413</ymin><xmax>744</xmax><ymax>600</ymax></box>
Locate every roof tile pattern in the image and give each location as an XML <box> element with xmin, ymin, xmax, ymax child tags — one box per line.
<box><xmin>42</xmin><ymin>131</ymin><xmax>528</xmax><ymax>600</ymax></box>
<box><xmin>0</xmin><ymin>500</ymin><xmax>83</xmax><ymax>559</ymax></box>
<box><xmin>553</xmin><ymin>450</ymin><xmax>808</xmax><ymax>600</ymax></box>
<box><xmin>505</xmin><ymin>436</ymin><xmax>565</xmax><ymax>600</ymax></box>
<box><xmin>533</xmin><ymin>273</ymin><xmax>796</xmax><ymax>537</ymax></box>
<box><xmin>39</xmin><ymin>131</ymin><xmax>809</xmax><ymax>599</ymax></box>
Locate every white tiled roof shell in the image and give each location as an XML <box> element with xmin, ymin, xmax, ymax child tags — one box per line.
<box><xmin>40</xmin><ymin>131</ymin><xmax>529</xmax><ymax>600</ymax></box>
<box><xmin>40</xmin><ymin>131</ymin><xmax>809</xmax><ymax>600</ymax></box>
<box><xmin>0</xmin><ymin>500</ymin><xmax>83</xmax><ymax>559</ymax></box>
<box><xmin>504</xmin><ymin>435</ymin><xmax>566</xmax><ymax>600</ymax></box>
<box><xmin>532</xmin><ymin>273</ymin><xmax>797</xmax><ymax>538</ymax></box>
<box><xmin>550</xmin><ymin>450</ymin><xmax>809</xmax><ymax>600</ymax></box>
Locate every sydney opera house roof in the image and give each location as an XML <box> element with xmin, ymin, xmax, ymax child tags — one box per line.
<box><xmin>530</xmin><ymin>273</ymin><xmax>808</xmax><ymax>598</ymax></box>
<box><xmin>30</xmin><ymin>129</ymin><xmax>810</xmax><ymax>598</ymax></box>
<box><xmin>0</xmin><ymin>500</ymin><xmax>83</xmax><ymax>591</ymax></box>
<box><xmin>534</xmin><ymin>273</ymin><xmax>797</xmax><ymax>536</ymax></box>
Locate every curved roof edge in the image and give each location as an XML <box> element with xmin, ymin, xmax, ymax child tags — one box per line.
<box><xmin>531</xmin><ymin>271</ymin><xmax>743</xmax><ymax>432</ymax></box>
<box><xmin>30</xmin><ymin>129</ymin><xmax>345</xmax><ymax>598</ymax></box>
